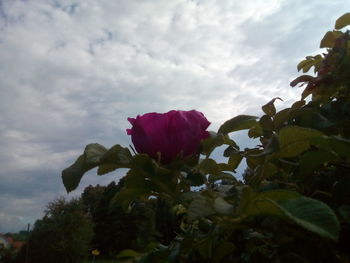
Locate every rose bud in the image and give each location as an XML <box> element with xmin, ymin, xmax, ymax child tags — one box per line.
<box><xmin>126</xmin><ymin>110</ymin><xmax>210</xmax><ymax>164</ymax></box>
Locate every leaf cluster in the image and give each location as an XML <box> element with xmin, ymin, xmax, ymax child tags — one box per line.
<box><xmin>19</xmin><ymin>198</ymin><xmax>94</xmax><ymax>263</ymax></box>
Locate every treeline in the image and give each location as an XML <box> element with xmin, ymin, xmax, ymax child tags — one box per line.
<box><xmin>12</xmin><ymin>179</ymin><xmax>180</xmax><ymax>263</ymax></box>
<box><xmin>3</xmin><ymin>231</ymin><xmax>29</xmax><ymax>242</ymax></box>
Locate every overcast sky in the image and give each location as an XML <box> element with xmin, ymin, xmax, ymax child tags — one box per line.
<box><xmin>0</xmin><ymin>0</ymin><xmax>347</xmax><ymax>233</ymax></box>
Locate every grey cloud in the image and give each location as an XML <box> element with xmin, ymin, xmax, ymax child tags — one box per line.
<box><xmin>0</xmin><ymin>213</ymin><xmax>24</xmax><ymax>233</ymax></box>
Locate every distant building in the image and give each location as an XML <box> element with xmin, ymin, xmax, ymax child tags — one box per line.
<box><xmin>0</xmin><ymin>235</ymin><xmax>10</xmax><ymax>249</ymax></box>
<box><xmin>12</xmin><ymin>241</ymin><xmax>25</xmax><ymax>251</ymax></box>
<box><xmin>0</xmin><ymin>234</ymin><xmax>25</xmax><ymax>251</ymax></box>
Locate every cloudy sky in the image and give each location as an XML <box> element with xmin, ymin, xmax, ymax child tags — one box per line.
<box><xmin>0</xmin><ymin>0</ymin><xmax>347</xmax><ymax>232</ymax></box>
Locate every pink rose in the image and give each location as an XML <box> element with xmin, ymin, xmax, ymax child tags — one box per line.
<box><xmin>127</xmin><ymin>110</ymin><xmax>210</xmax><ymax>164</ymax></box>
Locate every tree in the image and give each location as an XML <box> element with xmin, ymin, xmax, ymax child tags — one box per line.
<box><xmin>81</xmin><ymin>181</ymin><xmax>157</xmax><ymax>258</ymax></box>
<box><xmin>24</xmin><ymin>198</ymin><xmax>93</xmax><ymax>263</ymax></box>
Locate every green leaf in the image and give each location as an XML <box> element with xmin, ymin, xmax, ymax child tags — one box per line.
<box><xmin>299</xmin><ymin>149</ymin><xmax>337</xmax><ymax>177</ymax></box>
<box><xmin>290</xmin><ymin>75</ymin><xmax>315</xmax><ymax>87</ymax></box>
<box><xmin>291</xmin><ymin>100</ymin><xmax>306</xmax><ymax>109</ymax></box>
<box><xmin>222</xmin><ymin>135</ymin><xmax>239</xmax><ymax>148</ymax></box>
<box><xmin>273</xmin><ymin>197</ymin><xmax>340</xmax><ymax>241</ymax></box>
<box><xmin>261</xmin><ymin>97</ymin><xmax>283</xmax><ymax>117</ymax></box>
<box><xmin>259</xmin><ymin>189</ymin><xmax>300</xmax><ymax>200</ymax></box>
<box><xmin>62</xmin><ymin>144</ymin><xmax>133</xmax><ymax>192</ymax></box>
<box><xmin>227</xmin><ymin>154</ymin><xmax>243</xmax><ymax>170</ymax></box>
<box><xmin>237</xmin><ymin>188</ymin><xmax>299</xmax><ymax>217</ymax></box>
<box><xmin>201</xmin><ymin>132</ymin><xmax>225</xmax><ymax>156</ymax></box>
<box><xmin>297</xmin><ymin>58</ymin><xmax>316</xmax><ymax>73</ymax></box>
<box><xmin>187</xmin><ymin>171</ymin><xmax>206</xmax><ymax>186</ymax></box>
<box><xmin>249</xmin><ymin>190</ymin><xmax>300</xmax><ymax>217</ymax></box>
<box><xmin>218</xmin><ymin>115</ymin><xmax>258</xmax><ymax>134</ymax></box>
<box><xmin>196</xmin><ymin>238</ymin><xmax>213</xmax><ymax>260</ymax></box>
<box><xmin>208</xmin><ymin>172</ymin><xmax>237</xmax><ymax>184</ymax></box>
<box><xmin>246</xmin><ymin>148</ymin><xmax>265</xmax><ymax>161</ymax></box>
<box><xmin>320</xmin><ymin>30</ymin><xmax>343</xmax><ymax>48</ymax></box>
<box><xmin>62</xmin><ymin>143</ymin><xmax>107</xmax><ymax>192</ymax></box>
<box><xmin>102</xmin><ymin>144</ymin><xmax>132</xmax><ymax>164</ymax></box>
<box><xmin>259</xmin><ymin>115</ymin><xmax>274</xmax><ymax>132</ymax></box>
<box><xmin>213</xmin><ymin>241</ymin><xmax>237</xmax><ymax>263</ymax></box>
<box><xmin>85</xmin><ymin>143</ymin><xmax>108</xmax><ymax>162</ymax></box>
<box><xmin>201</xmin><ymin>132</ymin><xmax>239</xmax><ymax>156</ymax></box>
<box><xmin>335</xmin><ymin>12</ymin><xmax>350</xmax><ymax>29</ymax></box>
<box><xmin>260</xmin><ymin>162</ymin><xmax>277</xmax><ymax>180</ymax></box>
<box><xmin>273</xmin><ymin>108</ymin><xmax>291</xmax><ymax>129</ymax></box>
<box><xmin>301</xmin><ymin>84</ymin><xmax>314</xmax><ymax>100</ymax></box>
<box><xmin>199</xmin><ymin>158</ymin><xmax>220</xmax><ymax>175</ymax></box>
<box><xmin>97</xmin><ymin>164</ymin><xmax>122</xmax><ymax>176</ymax></box>
<box><xmin>98</xmin><ymin>144</ymin><xmax>133</xmax><ymax>175</ymax></box>
<box><xmin>130</xmin><ymin>154</ymin><xmax>158</xmax><ymax>174</ymax></box>
<box><xmin>278</xmin><ymin>126</ymin><xmax>323</xmax><ymax>158</ymax></box>
<box><xmin>236</xmin><ymin>186</ymin><xmax>255</xmax><ymax>215</ymax></box>
<box><xmin>263</xmin><ymin>133</ymin><xmax>280</xmax><ymax>155</ymax></box>
<box><xmin>281</xmin><ymin>140</ymin><xmax>310</xmax><ymax>158</ymax></box>
<box><xmin>122</xmin><ymin>158</ymin><xmax>174</xmax><ymax>199</ymax></box>
<box><xmin>215</xmin><ymin>184</ymin><xmax>235</xmax><ymax>194</ymax></box>
<box><xmin>223</xmin><ymin>145</ymin><xmax>239</xmax><ymax>157</ymax></box>
<box><xmin>248</xmin><ymin>123</ymin><xmax>263</xmax><ymax>138</ymax></box>
<box><xmin>290</xmin><ymin>107</ymin><xmax>333</xmax><ymax>130</ymax></box>
<box><xmin>187</xmin><ymin>195</ymin><xmax>234</xmax><ymax>222</ymax></box>
<box><xmin>338</xmin><ymin>205</ymin><xmax>350</xmax><ymax>223</ymax></box>
<box><xmin>312</xmin><ymin>136</ymin><xmax>350</xmax><ymax>160</ymax></box>
<box><xmin>237</xmin><ymin>189</ymin><xmax>340</xmax><ymax>240</ymax></box>
<box><xmin>117</xmin><ymin>249</ymin><xmax>144</xmax><ymax>259</ymax></box>
<box><xmin>213</xmin><ymin>197</ymin><xmax>234</xmax><ymax>215</ymax></box>
<box><xmin>179</xmin><ymin>191</ymin><xmax>200</xmax><ymax>203</ymax></box>
<box><xmin>187</xmin><ymin>196</ymin><xmax>216</xmax><ymax>222</ymax></box>
<box><xmin>112</xmin><ymin>181</ymin><xmax>151</xmax><ymax>210</ymax></box>
<box><xmin>333</xmin><ymin>177</ymin><xmax>350</xmax><ymax>205</ymax></box>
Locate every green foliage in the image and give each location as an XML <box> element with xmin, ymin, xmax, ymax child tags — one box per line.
<box><xmin>335</xmin><ymin>13</ymin><xmax>350</xmax><ymax>30</ymax></box>
<box><xmin>81</xmin><ymin>181</ymin><xmax>158</xmax><ymax>258</ymax></box>
<box><xmin>217</xmin><ymin>115</ymin><xmax>258</xmax><ymax>134</ymax></box>
<box><xmin>24</xmin><ymin>198</ymin><xmax>93</xmax><ymax>263</ymax></box>
<box><xmin>62</xmin><ymin>13</ymin><xmax>350</xmax><ymax>263</ymax></box>
<box><xmin>62</xmin><ymin>144</ymin><xmax>132</xmax><ymax>192</ymax></box>
<box><xmin>0</xmin><ymin>247</ymin><xmax>17</xmax><ymax>263</ymax></box>
<box><xmin>4</xmin><ymin>231</ymin><xmax>29</xmax><ymax>242</ymax></box>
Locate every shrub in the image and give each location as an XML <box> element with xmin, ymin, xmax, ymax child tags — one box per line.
<box><xmin>62</xmin><ymin>13</ymin><xmax>350</xmax><ymax>263</ymax></box>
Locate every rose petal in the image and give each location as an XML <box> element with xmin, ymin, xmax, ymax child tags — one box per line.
<box><xmin>126</xmin><ymin>110</ymin><xmax>210</xmax><ymax>164</ymax></box>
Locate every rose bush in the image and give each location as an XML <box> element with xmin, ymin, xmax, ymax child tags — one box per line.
<box><xmin>126</xmin><ymin>110</ymin><xmax>210</xmax><ymax>164</ymax></box>
<box><xmin>62</xmin><ymin>14</ymin><xmax>350</xmax><ymax>262</ymax></box>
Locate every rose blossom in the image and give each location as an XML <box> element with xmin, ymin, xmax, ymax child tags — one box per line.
<box><xmin>126</xmin><ymin>110</ymin><xmax>210</xmax><ymax>164</ymax></box>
